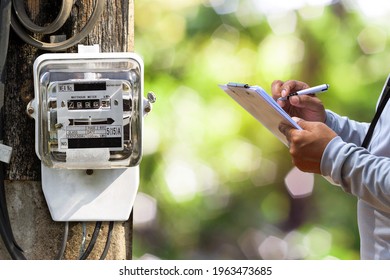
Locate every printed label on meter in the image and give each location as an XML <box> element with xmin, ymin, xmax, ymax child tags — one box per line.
<box><xmin>53</xmin><ymin>79</ymin><xmax>127</xmax><ymax>152</ymax></box>
<box><xmin>62</xmin><ymin>125</ymin><xmax>122</xmax><ymax>149</ymax></box>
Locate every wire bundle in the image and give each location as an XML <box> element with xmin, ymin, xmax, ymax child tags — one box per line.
<box><xmin>0</xmin><ymin>0</ymin><xmax>26</xmax><ymax>260</ymax></box>
<box><xmin>78</xmin><ymin>221</ymin><xmax>115</xmax><ymax>260</ymax></box>
<box><xmin>11</xmin><ymin>0</ymin><xmax>105</xmax><ymax>51</ymax></box>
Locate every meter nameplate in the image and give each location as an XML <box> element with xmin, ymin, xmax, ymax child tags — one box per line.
<box><xmin>53</xmin><ymin>80</ymin><xmax>127</xmax><ymax>152</ymax></box>
<box><xmin>64</xmin><ymin>125</ymin><xmax>122</xmax><ymax>149</ymax></box>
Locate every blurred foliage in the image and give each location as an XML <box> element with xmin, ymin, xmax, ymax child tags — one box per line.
<box><xmin>132</xmin><ymin>0</ymin><xmax>390</xmax><ymax>260</ymax></box>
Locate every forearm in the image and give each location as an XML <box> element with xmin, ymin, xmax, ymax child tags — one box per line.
<box><xmin>325</xmin><ymin>110</ymin><xmax>370</xmax><ymax>145</ymax></box>
<box><xmin>321</xmin><ymin>137</ymin><xmax>390</xmax><ymax>212</ymax></box>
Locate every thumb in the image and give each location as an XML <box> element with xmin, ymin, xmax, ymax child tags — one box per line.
<box><xmin>292</xmin><ymin>117</ymin><xmax>318</xmax><ymax>131</ymax></box>
<box><xmin>292</xmin><ymin>117</ymin><xmax>304</xmax><ymax>126</ymax></box>
<box><xmin>292</xmin><ymin>117</ymin><xmax>310</xmax><ymax>130</ymax></box>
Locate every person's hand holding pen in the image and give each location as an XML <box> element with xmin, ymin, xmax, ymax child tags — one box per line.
<box><xmin>271</xmin><ymin>80</ymin><xmax>327</xmax><ymax>123</ymax></box>
<box><xmin>271</xmin><ymin>80</ymin><xmax>337</xmax><ymax>173</ymax></box>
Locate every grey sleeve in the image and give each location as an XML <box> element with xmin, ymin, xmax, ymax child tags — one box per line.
<box><xmin>321</xmin><ymin>136</ymin><xmax>390</xmax><ymax>213</ymax></box>
<box><xmin>325</xmin><ymin>110</ymin><xmax>370</xmax><ymax>145</ymax></box>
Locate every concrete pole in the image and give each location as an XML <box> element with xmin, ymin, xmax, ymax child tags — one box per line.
<box><xmin>0</xmin><ymin>0</ymin><xmax>134</xmax><ymax>260</ymax></box>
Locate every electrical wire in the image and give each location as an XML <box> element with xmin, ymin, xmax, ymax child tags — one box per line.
<box><xmin>99</xmin><ymin>221</ymin><xmax>114</xmax><ymax>260</ymax></box>
<box><xmin>0</xmin><ymin>0</ymin><xmax>11</xmax><ymax>78</ymax></box>
<box><xmin>0</xmin><ymin>169</ymin><xmax>26</xmax><ymax>260</ymax></box>
<box><xmin>12</xmin><ymin>0</ymin><xmax>73</xmax><ymax>34</ymax></box>
<box><xmin>79</xmin><ymin>222</ymin><xmax>87</xmax><ymax>258</ymax></box>
<box><xmin>0</xmin><ymin>106</ymin><xmax>26</xmax><ymax>259</ymax></box>
<box><xmin>79</xmin><ymin>221</ymin><xmax>102</xmax><ymax>260</ymax></box>
<box><xmin>10</xmin><ymin>0</ymin><xmax>105</xmax><ymax>51</ymax></box>
<box><xmin>55</xmin><ymin>222</ymin><xmax>69</xmax><ymax>260</ymax></box>
<box><xmin>0</xmin><ymin>0</ymin><xmax>26</xmax><ymax>260</ymax></box>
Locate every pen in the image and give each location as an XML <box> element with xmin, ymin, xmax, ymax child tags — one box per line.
<box><xmin>278</xmin><ymin>84</ymin><xmax>329</xmax><ymax>101</ymax></box>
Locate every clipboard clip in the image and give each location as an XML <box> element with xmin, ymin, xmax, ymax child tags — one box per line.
<box><xmin>227</xmin><ymin>82</ymin><xmax>250</xmax><ymax>88</ymax></box>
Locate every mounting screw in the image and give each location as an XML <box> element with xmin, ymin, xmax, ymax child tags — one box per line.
<box><xmin>27</xmin><ymin>107</ymin><xmax>34</xmax><ymax>115</ymax></box>
<box><xmin>144</xmin><ymin>105</ymin><xmax>151</xmax><ymax>113</ymax></box>
<box><xmin>86</xmin><ymin>169</ymin><xmax>94</xmax><ymax>175</ymax></box>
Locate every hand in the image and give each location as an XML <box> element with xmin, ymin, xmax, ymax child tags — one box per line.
<box><xmin>279</xmin><ymin>118</ymin><xmax>337</xmax><ymax>174</ymax></box>
<box><xmin>271</xmin><ymin>80</ymin><xmax>327</xmax><ymax>123</ymax></box>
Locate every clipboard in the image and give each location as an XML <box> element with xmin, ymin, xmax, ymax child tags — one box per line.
<box><xmin>219</xmin><ymin>82</ymin><xmax>302</xmax><ymax>146</ymax></box>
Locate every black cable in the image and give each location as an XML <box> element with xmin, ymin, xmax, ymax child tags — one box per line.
<box><xmin>0</xmin><ymin>172</ymin><xmax>26</xmax><ymax>260</ymax></box>
<box><xmin>99</xmin><ymin>221</ymin><xmax>114</xmax><ymax>260</ymax></box>
<box><xmin>0</xmin><ymin>128</ymin><xmax>26</xmax><ymax>259</ymax></box>
<box><xmin>10</xmin><ymin>0</ymin><xmax>105</xmax><ymax>51</ymax></box>
<box><xmin>79</xmin><ymin>221</ymin><xmax>102</xmax><ymax>260</ymax></box>
<box><xmin>0</xmin><ymin>0</ymin><xmax>11</xmax><ymax>80</ymax></box>
<box><xmin>0</xmin><ymin>107</ymin><xmax>26</xmax><ymax>260</ymax></box>
<box><xmin>79</xmin><ymin>222</ymin><xmax>87</xmax><ymax>257</ymax></box>
<box><xmin>12</xmin><ymin>0</ymin><xmax>73</xmax><ymax>34</ymax></box>
<box><xmin>55</xmin><ymin>222</ymin><xmax>69</xmax><ymax>260</ymax></box>
<box><xmin>0</xmin><ymin>0</ymin><xmax>26</xmax><ymax>260</ymax></box>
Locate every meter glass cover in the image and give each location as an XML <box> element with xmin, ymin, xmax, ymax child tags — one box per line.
<box><xmin>35</xmin><ymin>56</ymin><xmax>143</xmax><ymax>169</ymax></box>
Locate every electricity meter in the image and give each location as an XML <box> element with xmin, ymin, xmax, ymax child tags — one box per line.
<box><xmin>33</xmin><ymin>50</ymin><xmax>142</xmax><ymax>169</ymax></box>
<box><xmin>28</xmin><ymin>45</ymin><xmax>151</xmax><ymax>221</ymax></box>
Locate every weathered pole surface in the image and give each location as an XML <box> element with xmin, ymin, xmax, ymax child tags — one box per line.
<box><xmin>0</xmin><ymin>0</ymin><xmax>134</xmax><ymax>260</ymax></box>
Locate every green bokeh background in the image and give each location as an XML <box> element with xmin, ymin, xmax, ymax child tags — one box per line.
<box><xmin>132</xmin><ymin>0</ymin><xmax>390</xmax><ymax>260</ymax></box>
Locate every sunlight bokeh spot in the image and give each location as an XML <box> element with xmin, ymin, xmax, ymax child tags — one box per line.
<box><xmin>258</xmin><ymin>35</ymin><xmax>305</xmax><ymax>78</ymax></box>
<box><xmin>267</xmin><ymin>11</ymin><xmax>297</xmax><ymax>35</ymax></box>
<box><xmin>261</xmin><ymin>192</ymin><xmax>290</xmax><ymax>223</ymax></box>
<box><xmin>253</xmin><ymin>0</ymin><xmax>305</xmax><ymax>15</ymax></box>
<box><xmin>258</xmin><ymin>235</ymin><xmax>288</xmax><ymax>259</ymax></box>
<box><xmin>306</xmin><ymin>0</ymin><xmax>333</xmax><ymax>6</ymax></box>
<box><xmin>354</xmin><ymin>0</ymin><xmax>390</xmax><ymax>20</ymax></box>
<box><xmin>207</xmin><ymin>0</ymin><xmax>239</xmax><ymax>15</ymax></box>
<box><xmin>206</xmin><ymin>99</ymin><xmax>242</xmax><ymax>137</ymax></box>
<box><xmin>235</xmin><ymin>0</ymin><xmax>265</xmax><ymax>27</ymax></box>
<box><xmin>165</xmin><ymin>160</ymin><xmax>198</xmax><ymax>202</ymax></box>
<box><xmin>143</xmin><ymin>123</ymin><xmax>161</xmax><ymax>155</ymax></box>
<box><xmin>223</xmin><ymin>140</ymin><xmax>262</xmax><ymax>173</ymax></box>
<box><xmin>303</xmin><ymin>227</ymin><xmax>332</xmax><ymax>258</ymax></box>
<box><xmin>133</xmin><ymin>193</ymin><xmax>158</xmax><ymax>229</ymax></box>
<box><xmin>238</xmin><ymin>228</ymin><xmax>267</xmax><ymax>259</ymax></box>
<box><xmin>284</xmin><ymin>167</ymin><xmax>314</xmax><ymax>198</ymax></box>
<box><xmin>357</xmin><ymin>26</ymin><xmax>387</xmax><ymax>54</ymax></box>
<box><xmin>251</xmin><ymin>158</ymin><xmax>277</xmax><ymax>187</ymax></box>
<box><xmin>284</xmin><ymin>230</ymin><xmax>309</xmax><ymax>259</ymax></box>
<box><xmin>298</xmin><ymin>4</ymin><xmax>325</xmax><ymax>19</ymax></box>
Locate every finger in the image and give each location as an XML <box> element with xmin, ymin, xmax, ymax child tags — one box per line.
<box><xmin>271</xmin><ymin>80</ymin><xmax>284</xmax><ymax>99</ymax></box>
<box><xmin>289</xmin><ymin>94</ymin><xmax>318</xmax><ymax>107</ymax></box>
<box><xmin>289</xmin><ymin>95</ymin><xmax>326</xmax><ymax>121</ymax></box>
<box><xmin>291</xmin><ymin>117</ymin><xmax>302</xmax><ymax>124</ymax></box>
<box><xmin>278</xmin><ymin>122</ymin><xmax>294</xmax><ymax>141</ymax></box>
<box><xmin>281</xmin><ymin>80</ymin><xmax>310</xmax><ymax>97</ymax></box>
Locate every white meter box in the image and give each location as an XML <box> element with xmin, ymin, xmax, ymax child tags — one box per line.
<box><xmin>28</xmin><ymin>48</ymin><xmax>145</xmax><ymax>221</ymax></box>
<box><xmin>32</xmin><ymin>51</ymin><xmax>143</xmax><ymax>170</ymax></box>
